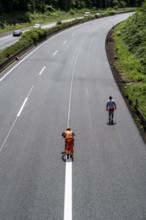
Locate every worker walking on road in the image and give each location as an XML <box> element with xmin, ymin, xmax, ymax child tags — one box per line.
<box><xmin>106</xmin><ymin>96</ymin><xmax>116</xmax><ymax>124</ymax></box>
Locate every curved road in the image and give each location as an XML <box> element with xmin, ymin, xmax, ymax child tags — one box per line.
<box><xmin>0</xmin><ymin>13</ymin><xmax>146</xmax><ymax>220</ymax></box>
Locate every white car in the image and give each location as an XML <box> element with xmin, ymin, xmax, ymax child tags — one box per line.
<box><xmin>13</xmin><ymin>29</ymin><xmax>22</xmax><ymax>36</ymax></box>
<box><xmin>33</xmin><ymin>24</ymin><xmax>41</xmax><ymax>29</ymax></box>
<box><xmin>84</xmin><ymin>12</ymin><xmax>90</xmax><ymax>17</ymax></box>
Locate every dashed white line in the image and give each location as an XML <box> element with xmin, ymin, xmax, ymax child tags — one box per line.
<box><xmin>53</xmin><ymin>50</ymin><xmax>58</xmax><ymax>56</ymax></box>
<box><xmin>39</xmin><ymin>66</ymin><xmax>46</xmax><ymax>76</ymax></box>
<box><xmin>17</xmin><ymin>97</ymin><xmax>28</xmax><ymax>117</ymax></box>
<box><xmin>0</xmin><ymin>33</ymin><xmax>62</xmax><ymax>82</ymax></box>
<box><xmin>0</xmin><ymin>118</ymin><xmax>17</xmax><ymax>151</ymax></box>
<box><xmin>27</xmin><ymin>85</ymin><xmax>34</xmax><ymax>98</ymax></box>
<box><xmin>63</xmin><ymin>40</ymin><xmax>68</xmax><ymax>45</ymax></box>
<box><xmin>17</xmin><ymin>85</ymin><xmax>34</xmax><ymax>117</ymax></box>
<box><xmin>0</xmin><ymin>85</ymin><xmax>34</xmax><ymax>151</ymax></box>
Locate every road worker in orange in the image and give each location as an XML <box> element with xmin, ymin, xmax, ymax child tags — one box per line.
<box><xmin>62</xmin><ymin>127</ymin><xmax>75</xmax><ymax>158</ymax></box>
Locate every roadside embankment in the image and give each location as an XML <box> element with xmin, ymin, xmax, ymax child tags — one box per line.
<box><xmin>105</xmin><ymin>10</ymin><xmax>146</xmax><ymax>143</ymax></box>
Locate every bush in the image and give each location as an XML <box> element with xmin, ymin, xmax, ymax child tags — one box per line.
<box><xmin>56</xmin><ymin>20</ymin><xmax>62</xmax><ymax>25</ymax></box>
<box><xmin>21</xmin><ymin>28</ymin><xmax>47</xmax><ymax>43</ymax></box>
<box><xmin>69</xmin><ymin>9</ymin><xmax>75</xmax><ymax>15</ymax></box>
<box><xmin>124</xmin><ymin>83</ymin><xmax>146</xmax><ymax>117</ymax></box>
<box><xmin>114</xmin><ymin>5</ymin><xmax>146</xmax><ymax>118</ymax></box>
<box><xmin>44</xmin><ymin>5</ymin><xmax>55</xmax><ymax>12</ymax></box>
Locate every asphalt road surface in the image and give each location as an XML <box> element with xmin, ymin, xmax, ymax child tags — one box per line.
<box><xmin>0</xmin><ymin>13</ymin><xmax>146</xmax><ymax>220</ymax></box>
<box><xmin>0</xmin><ymin>18</ymin><xmax>82</xmax><ymax>50</ymax></box>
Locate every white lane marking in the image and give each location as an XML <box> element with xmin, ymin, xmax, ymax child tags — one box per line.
<box><xmin>63</xmin><ymin>47</ymin><xmax>80</xmax><ymax>220</ymax></box>
<box><xmin>17</xmin><ymin>85</ymin><xmax>34</xmax><ymax>117</ymax></box>
<box><xmin>53</xmin><ymin>50</ymin><xmax>58</xmax><ymax>56</ymax></box>
<box><xmin>63</xmin><ymin>40</ymin><xmax>68</xmax><ymax>45</ymax></box>
<box><xmin>17</xmin><ymin>98</ymin><xmax>28</xmax><ymax>117</ymax></box>
<box><xmin>0</xmin><ymin>33</ymin><xmax>62</xmax><ymax>82</ymax></box>
<box><xmin>0</xmin><ymin>85</ymin><xmax>34</xmax><ymax>151</ymax></box>
<box><xmin>64</xmin><ymin>162</ymin><xmax>72</xmax><ymax>220</ymax></box>
<box><xmin>67</xmin><ymin>47</ymin><xmax>80</xmax><ymax>127</ymax></box>
<box><xmin>27</xmin><ymin>85</ymin><xmax>34</xmax><ymax>98</ymax></box>
<box><xmin>39</xmin><ymin>66</ymin><xmax>46</xmax><ymax>76</ymax></box>
<box><xmin>0</xmin><ymin>118</ymin><xmax>17</xmax><ymax>151</ymax></box>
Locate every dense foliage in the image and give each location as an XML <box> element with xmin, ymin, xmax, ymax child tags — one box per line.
<box><xmin>121</xmin><ymin>1</ymin><xmax>146</xmax><ymax>73</ymax></box>
<box><xmin>0</xmin><ymin>0</ymin><xmax>145</xmax><ymax>13</ymax></box>
<box><xmin>114</xmin><ymin>1</ymin><xmax>146</xmax><ymax>117</ymax></box>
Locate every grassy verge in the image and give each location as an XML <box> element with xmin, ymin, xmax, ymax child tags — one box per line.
<box><xmin>114</xmin><ymin>21</ymin><xmax>146</xmax><ymax>118</ymax></box>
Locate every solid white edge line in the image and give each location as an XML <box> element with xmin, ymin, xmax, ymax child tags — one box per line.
<box><xmin>64</xmin><ymin>162</ymin><xmax>72</xmax><ymax>220</ymax></box>
<box><xmin>39</xmin><ymin>66</ymin><xmax>46</xmax><ymax>76</ymax></box>
<box><xmin>17</xmin><ymin>97</ymin><xmax>28</xmax><ymax>117</ymax></box>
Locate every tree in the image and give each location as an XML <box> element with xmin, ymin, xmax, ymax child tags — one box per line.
<box><xmin>0</xmin><ymin>0</ymin><xmax>145</xmax><ymax>14</ymax></box>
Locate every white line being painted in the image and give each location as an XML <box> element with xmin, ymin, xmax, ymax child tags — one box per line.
<box><xmin>53</xmin><ymin>50</ymin><xmax>58</xmax><ymax>56</ymax></box>
<box><xmin>39</xmin><ymin>66</ymin><xmax>46</xmax><ymax>76</ymax></box>
<box><xmin>63</xmin><ymin>47</ymin><xmax>81</xmax><ymax>220</ymax></box>
<box><xmin>64</xmin><ymin>162</ymin><xmax>72</xmax><ymax>220</ymax></box>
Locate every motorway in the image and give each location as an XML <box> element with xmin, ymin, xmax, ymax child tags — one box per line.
<box><xmin>0</xmin><ymin>13</ymin><xmax>146</xmax><ymax>220</ymax></box>
<box><xmin>0</xmin><ymin>18</ymin><xmax>82</xmax><ymax>50</ymax></box>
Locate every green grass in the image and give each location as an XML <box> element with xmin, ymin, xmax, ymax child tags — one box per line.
<box><xmin>113</xmin><ymin>13</ymin><xmax>146</xmax><ymax>118</ymax></box>
<box><xmin>124</xmin><ymin>83</ymin><xmax>146</xmax><ymax>118</ymax></box>
<box><xmin>114</xmin><ymin>22</ymin><xmax>146</xmax><ymax>82</ymax></box>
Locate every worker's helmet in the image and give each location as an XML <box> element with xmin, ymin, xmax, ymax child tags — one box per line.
<box><xmin>109</xmin><ymin>96</ymin><xmax>112</xmax><ymax>100</ymax></box>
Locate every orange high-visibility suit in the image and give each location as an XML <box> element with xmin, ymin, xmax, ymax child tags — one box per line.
<box><xmin>62</xmin><ymin>130</ymin><xmax>75</xmax><ymax>156</ymax></box>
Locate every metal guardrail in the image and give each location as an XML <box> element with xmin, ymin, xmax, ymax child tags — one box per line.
<box><xmin>0</xmin><ymin>43</ymin><xmax>34</xmax><ymax>73</ymax></box>
<box><xmin>135</xmin><ymin>99</ymin><xmax>146</xmax><ymax>130</ymax></box>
